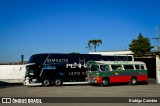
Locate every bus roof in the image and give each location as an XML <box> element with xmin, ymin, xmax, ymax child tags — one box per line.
<box><xmin>29</xmin><ymin>53</ymin><xmax>134</xmax><ymax>65</ymax></box>
<box><xmin>87</xmin><ymin>61</ymin><xmax>146</xmax><ymax>65</ymax></box>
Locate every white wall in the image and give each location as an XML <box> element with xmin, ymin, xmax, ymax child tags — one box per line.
<box><xmin>156</xmin><ymin>56</ymin><xmax>160</xmax><ymax>84</ymax></box>
<box><xmin>89</xmin><ymin>51</ymin><xmax>134</xmax><ymax>55</ymax></box>
<box><xmin>0</xmin><ymin>65</ymin><xmax>26</xmax><ymax>83</ymax></box>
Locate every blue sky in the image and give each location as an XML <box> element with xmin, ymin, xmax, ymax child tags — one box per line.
<box><xmin>0</xmin><ymin>0</ymin><xmax>160</xmax><ymax>62</ymax></box>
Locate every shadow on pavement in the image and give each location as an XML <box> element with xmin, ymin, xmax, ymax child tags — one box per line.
<box><xmin>0</xmin><ymin>78</ymin><xmax>156</xmax><ymax>88</ymax></box>
<box><xmin>0</xmin><ymin>81</ymin><xmax>23</xmax><ymax>89</ymax></box>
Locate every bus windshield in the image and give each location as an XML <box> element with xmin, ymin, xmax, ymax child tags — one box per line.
<box><xmin>25</xmin><ymin>65</ymin><xmax>40</xmax><ymax>77</ymax></box>
<box><xmin>91</xmin><ymin>65</ymin><xmax>99</xmax><ymax>71</ymax></box>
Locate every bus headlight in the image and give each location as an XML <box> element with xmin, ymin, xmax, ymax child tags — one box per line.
<box><xmin>26</xmin><ymin>77</ymin><xmax>29</xmax><ymax>80</ymax></box>
<box><xmin>32</xmin><ymin>79</ymin><xmax>37</xmax><ymax>82</ymax></box>
<box><xmin>96</xmin><ymin>73</ymin><xmax>99</xmax><ymax>76</ymax></box>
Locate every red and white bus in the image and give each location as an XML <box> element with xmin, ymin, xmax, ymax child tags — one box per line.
<box><xmin>86</xmin><ymin>61</ymin><xmax>148</xmax><ymax>86</ymax></box>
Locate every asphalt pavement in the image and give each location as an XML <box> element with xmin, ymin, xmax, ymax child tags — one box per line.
<box><xmin>0</xmin><ymin>79</ymin><xmax>160</xmax><ymax>106</ymax></box>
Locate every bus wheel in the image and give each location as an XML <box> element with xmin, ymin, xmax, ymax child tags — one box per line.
<box><xmin>101</xmin><ymin>78</ymin><xmax>109</xmax><ymax>87</ymax></box>
<box><xmin>42</xmin><ymin>79</ymin><xmax>50</xmax><ymax>87</ymax></box>
<box><xmin>54</xmin><ymin>79</ymin><xmax>63</xmax><ymax>86</ymax></box>
<box><xmin>129</xmin><ymin>77</ymin><xmax>137</xmax><ymax>85</ymax></box>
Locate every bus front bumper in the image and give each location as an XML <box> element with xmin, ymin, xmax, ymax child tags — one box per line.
<box><xmin>86</xmin><ymin>76</ymin><xmax>103</xmax><ymax>84</ymax></box>
<box><xmin>23</xmin><ymin>77</ymin><xmax>42</xmax><ymax>86</ymax></box>
<box><xmin>86</xmin><ymin>78</ymin><xmax>97</xmax><ymax>83</ymax></box>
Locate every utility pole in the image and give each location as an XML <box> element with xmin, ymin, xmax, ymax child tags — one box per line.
<box><xmin>154</xmin><ymin>25</ymin><xmax>160</xmax><ymax>84</ymax></box>
<box><xmin>153</xmin><ymin>25</ymin><xmax>160</xmax><ymax>51</ymax></box>
<box><xmin>21</xmin><ymin>55</ymin><xmax>24</xmax><ymax>63</ymax></box>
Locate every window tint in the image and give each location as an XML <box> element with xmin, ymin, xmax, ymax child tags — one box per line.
<box><xmin>135</xmin><ymin>65</ymin><xmax>139</xmax><ymax>69</ymax></box>
<box><xmin>29</xmin><ymin>70</ymin><xmax>35</xmax><ymax>75</ymax></box>
<box><xmin>124</xmin><ymin>65</ymin><xmax>134</xmax><ymax>70</ymax></box>
<box><xmin>43</xmin><ymin>65</ymin><xmax>56</xmax><ymax>69</ymax></box>
<box><xmin>100</xmin><ymin>65</ymin><xmax>110</xmax><ymax>71</ymax></box>
<box><xmin>91</xmin><ymin>65</ymin><xmax>99</xmax><ymax>71</ymax></box>
<box><xmin>135</xmin><ymin>65</ymin><xmax>145</xmax><ymax>70</ymax></box>
<box><xmin>111</xmin><ymin>65</ymin><xmax>122</xmax><ymax>70</ymax></box>
<box><xmin>141</xmin><ymin>65</ymin><xmax>145</xmax><ymax>69</ymax></box>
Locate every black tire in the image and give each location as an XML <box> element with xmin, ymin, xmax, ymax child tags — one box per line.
<box><xmin>54</xmin><ymin>79</ymin><xmax>63</xmax><ymax>86</ymax></box>
<box><xmin>101</xmin><ymin>78</ymin><xmax>110</xmax><ymax>87</ymax></box>
<box><xmin>129</xmin><ymin>77</ymin><xmax>137</xmax><ymax>85</ymax></box>
<box><xmin>42</xmin><ymin>79</ymin><xmax>50</xmax><ymax>87</ymax></box>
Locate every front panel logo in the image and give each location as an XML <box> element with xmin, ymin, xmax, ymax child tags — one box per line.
<box><xmin>2</xmin><ymin>98</ymin><xmax>11</xmax><ymax>103</ymax></box>
<box><xmin>66</xmin><ymin>58</ymin><xmax>87</xmax><ymax>68</ymax></box>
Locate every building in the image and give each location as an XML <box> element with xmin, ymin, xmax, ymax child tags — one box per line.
<box><xmin>89</xmin><ymin>50</ymin><xmax>134</xmax><ymax>55</ymax></box>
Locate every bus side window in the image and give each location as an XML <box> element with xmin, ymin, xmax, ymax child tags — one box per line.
<box><xmin>46</xmin><ymin>65</ymin><xmax>56</xmax><ymax>69</ymax></box>
<box><xmin>140</xmin><ymin>65</ymin><xmax>145</xmax><ymax>69</ymax></box>
<box><xmin>111</xmin><ymin>65</ymin><xmax>122</xmax><ymax>71</ymax></box>
<box><xmin>135</xmin><ymin>65</ymin><xmax>145</xmax><ymax>70</ymax></box>
<box><xmin>100</xmin><ymin>65</ymin><xmax>110</xmax><ymax>71</ymax></box>
<box><xmin>135</xmin><ymin>65</ymin><xmax>140</xmax><ymax>69</ymax></box>
<box><xmin>91</xmin><ymin>65</ymin><xmax>98</xmax><ymax>71</ymax></box>
<box><xmin>124</xmin><ymin>65</ymin><xmax>134</xmax><ymax>70</ymax></box>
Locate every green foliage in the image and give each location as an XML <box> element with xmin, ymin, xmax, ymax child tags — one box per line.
<box><xmin>129</xmin><ymin>33</ymin><xmax>154</xmax><ymax>56</ymax></box>
<box><xmin>86</xmin><ymin>39</ymin><xmax>102</xmax><ymax>52</ymax></box>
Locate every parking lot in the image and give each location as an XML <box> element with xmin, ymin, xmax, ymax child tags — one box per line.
<box><xmin>0</xmin><ymin>83</ymin><xmax>160</xmax><ymax>97</ymax></box>
<box><xmin>0</xmin><ymin>82</ymin><xmax>160</xmax><ymax>106</ymax></box>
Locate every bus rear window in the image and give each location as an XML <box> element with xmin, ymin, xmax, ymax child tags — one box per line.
<box><xmin>135</xmin><ymin>65</ymin><xmax>145</xmax><ymax>70</ymax></box>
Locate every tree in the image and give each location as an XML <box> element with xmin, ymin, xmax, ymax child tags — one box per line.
<box><xmin>86</xmin><ymin>39</ymin><xmax>102</xmax><ymax>52</ymax></box>
<box><xmin>129</xmin><ymin>33</ymin><xmax>154</xmax><ymax>56</ymax></box>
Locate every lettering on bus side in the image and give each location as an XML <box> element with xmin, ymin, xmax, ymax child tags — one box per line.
<box><xmin>46</xmin><ymin>59</ymin><xmax>69</xmax><ymax>63</ymax></box>
<box><xmin>66</xmin><ymin>58</ymin><xmax>87</xmax><ymax>68</ymax></box>
<box><xmin>66</xmin><ymin>63</ymin><xmax>87</xmax><ymax>68</ymax></box>
<box><xmin>79</xmin><ymin>58</ymin><xmax>85</xmax><ymax>64</ymax></box>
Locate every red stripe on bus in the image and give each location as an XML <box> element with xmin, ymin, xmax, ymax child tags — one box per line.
<box><xmin>137</xmin><ymin>75</ymin><xmax>148</xmax><ymax>81</ymax></box>
<box><xmin>96</xmin><ymin>76</ymin><xmax>103</xmax><ymax>83</ymax></box>
<box><xmin>96</xmin><ymin>75</ymin><xmax>148</xmax><ymax>84</ymax></box>
<box><xmin>109</xmin><ymin>76</ymin><xmax>131</xmax><ymax>83</ymax></box>
<box><xmin>109</xmin><ymin>75</ymin><xmax>148</xmax><ymax>83</ymax></box>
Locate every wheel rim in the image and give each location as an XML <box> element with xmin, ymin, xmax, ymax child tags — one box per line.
<box><xmin>102</xmin><ymin>79</ymin><xmax>108</xmax><ymax>86</ymax></box>
<box><xmin>55</xmin><ymin>80</ymin><xmax>61</xmax><ymax>86</ymax></box>
<box><xmin>44</xmin><ymin>80</ymin><xmax>49</xmax><ymax>86</ymax></box>
<box><xmin>132</xmin><ymin>79</ymin><xmax>136</xmax><ymax>84</ymax></box>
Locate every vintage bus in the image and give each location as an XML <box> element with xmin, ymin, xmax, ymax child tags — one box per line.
<box><xmin>23</xmin><ymin>53</ymin><xmax>133</xmax><ymax>86</ymax></box>
<box><xmin>86</xmin><ymin>61</ymin><xmax>148</xmax><ymax>86</ymax></box>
